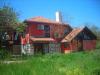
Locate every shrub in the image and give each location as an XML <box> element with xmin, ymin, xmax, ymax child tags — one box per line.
<box><xmin>96</xmin><ymin>40</ymin><xmax>100</xmax><ymax>49</ymax></box>
<box><xmin>92</xmin><ymin>69</ymin><xmax>100</xmax><ymax>75</ymax></box>
<box><xmin>0</xmin><ymin>48</ymin><xmax>11</xmax><ymax>60</ymax></box>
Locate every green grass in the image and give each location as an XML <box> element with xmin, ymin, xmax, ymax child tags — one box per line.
<box><xmin>0</xmin><ymin>42</ymin><xmax>100</xmax><ymax>75</ymax></box>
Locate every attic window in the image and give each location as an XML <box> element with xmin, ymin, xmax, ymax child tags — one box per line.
<box><xmin>38</xmin><ymin>25</ymin><xmax>44</xmax><ymax>30</ymax></box>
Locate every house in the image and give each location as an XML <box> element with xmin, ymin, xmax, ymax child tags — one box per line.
<box><xmin>19</xmin><ymin>12</ymin><xmax>97</xmax><ymax>55</ymax></box>
<box><xmin>21</xmin><ymin>16</ymin><xmax>72</xmax><ymax>55</ymax></box>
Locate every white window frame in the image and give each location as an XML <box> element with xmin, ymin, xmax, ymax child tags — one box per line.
<box><xmin>38</xmin><ymin>24</ymin><xmax>44</xmax><ymax>30</ymax></box>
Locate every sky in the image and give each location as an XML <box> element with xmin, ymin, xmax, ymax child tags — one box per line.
<box><xmin>0</xmin><ymin>0</ymin><xmax>100</xmax><ymax>28</ymax></box>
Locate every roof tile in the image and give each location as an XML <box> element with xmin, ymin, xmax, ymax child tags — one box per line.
<box><xmin>61</xmin><ymin>28</ymin><xmax>83</xmax><ymax>42</ymax></box>
<box><xmin>25</xmin><ymin>16</ymin><xmax>64</xmax><ymax>24</ymax></box>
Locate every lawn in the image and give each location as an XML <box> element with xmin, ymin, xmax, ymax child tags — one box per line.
<box><xmin>0</xmin><ymin>49</ymin><xmax>100</xmax><ymax>75</ymax></box>
<box><xmin>0</xmin><ymin>42</ymin><xmax>100</xmax><ymax>75</ymax></box>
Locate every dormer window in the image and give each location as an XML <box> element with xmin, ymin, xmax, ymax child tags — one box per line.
<box><xmin>38</xmin><ymin>25</ymin><xmax>44</xmax><ymax>30</ymax></box>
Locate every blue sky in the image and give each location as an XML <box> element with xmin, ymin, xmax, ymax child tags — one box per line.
<box><xmin>0</xmin><ymin>0</ymin><xmax>100</xmax><ymax>27</ymax></box>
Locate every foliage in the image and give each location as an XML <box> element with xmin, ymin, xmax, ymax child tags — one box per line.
<box><xmin>0</xmin><ymin>5</ymin><xmax>26</xmax><ymax>50</ymax></box>
<box><xmin>0</xmin><ymin>5</ymin><xmax>18</xmax><ymax>31</ymax></box>
<box><xmin>0</xmin><ymin>48</ymin><xmax>11</xmax><ymax>60</ymax></box>
<box><xmin>96</xmin><ymin>41</ymin><xmax>100</xmax><ymax>49</ymax></box>
<box><xmin>16</xmin><ymin>23</ymin><xmax>26</xmax><ymax>33</ymax></box>
<box><xmin>0</xmin><ymin>48</ymin><xmax>100</xmax><ymax>75</ymax></box>
<box><xmin>0</xmin><ymin>5</ymin><xmax>18</xmax><ymax>48</ymax></box>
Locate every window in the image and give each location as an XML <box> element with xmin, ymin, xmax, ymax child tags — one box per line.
<box><xmin>38</xmin><ymin>25</ymin><xmax>44</xmax><ymax>30</ymax></box>
<box><xmin>44</xmin><ymin>25</ymin><xmax>50</xmax><ymax>37</ymax></box>
<box><xmin>44</xmin><ymin>25</ymin><xmax>50</xmax><ymax>31</ymax></box>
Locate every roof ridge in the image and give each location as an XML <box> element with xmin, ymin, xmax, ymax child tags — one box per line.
<box><xmin>25</xmin><ymin>16</ymin><xmax>69</xmax><ymax>25</ymax></box>
<box><xmin>26</xmin><ymin>16</ymin><xmax>55</xmax><ymax>22</ymax></box>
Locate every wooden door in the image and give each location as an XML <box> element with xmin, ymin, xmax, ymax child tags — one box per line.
<box><xmin>77</xmin><ymin>40</ymin><xmax>83</xmax><ymax>51</ymax></box>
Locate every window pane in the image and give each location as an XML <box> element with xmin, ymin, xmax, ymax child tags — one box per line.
<box><xmin>38</xmin><ymin>25</ymin><xmax>44</xmax><ymax>30</ymax></box>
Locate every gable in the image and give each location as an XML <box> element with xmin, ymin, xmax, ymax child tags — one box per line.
<box><xmin>61</xmin><ymin>26</ymin><xmax>97</xmax><ymax>42</ymax></box>
<box><xmin>83</xmin><ymin>27</ymin><xmax>97</xmax><ymax>39</ymax></box>
<box><xmin>76</xmin><ymin>30</ymin><xmax>96</xmax><ymax>40</ymax></box>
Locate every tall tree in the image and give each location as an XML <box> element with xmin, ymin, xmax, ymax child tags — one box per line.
<box><xmin>16</xmin><ymin>22</ymin><xmax>27</xmax><ymax>33</ymax></box>
<box><xmin>0</xmin><ymin>5</ymin><xmax>18</xmax><ymax>32</ymax></box>
<box><xmin>0</xmin><ymin>5</ymin><xmax>26</xmax><ymax>49</ymax></box>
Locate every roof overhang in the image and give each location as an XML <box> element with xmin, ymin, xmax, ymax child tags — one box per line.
<box><xmin>61</xmin><ymin>39</ymin><xmax>69</xmax><ymax>43</ymax></box>
<box><xmin>30</xmin><ymin>38</ymin><xmax>55</xmax><ymax>42</ymax></box>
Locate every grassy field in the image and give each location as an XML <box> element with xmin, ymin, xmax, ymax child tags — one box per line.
<box><xmin>0</xmin><ymin>43</ymin><xmax>100</xmax><ymax>75</ymax></box>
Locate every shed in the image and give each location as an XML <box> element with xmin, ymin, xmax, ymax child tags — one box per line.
<box><xmin>61</xmin><ymin>26</ymin><xmax>97</xmax><ymax>53</ymax></box>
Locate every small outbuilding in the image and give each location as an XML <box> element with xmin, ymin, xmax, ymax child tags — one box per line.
<box><xmin>61</xmin><ymin>26</ymin><xmax>97</xmax><ymax>53</ymax></box>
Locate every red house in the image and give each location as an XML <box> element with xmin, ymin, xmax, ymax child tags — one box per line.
<box><xmin>20</xmin><ymin>15</ymin><xmax>96</xmax><ymax>55</ymax></box>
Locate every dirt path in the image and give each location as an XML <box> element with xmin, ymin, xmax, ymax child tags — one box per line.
<box><xmin>0</xmin><ymin>60</ymin><xmax>25</xmax><ymax>64</ymax></box>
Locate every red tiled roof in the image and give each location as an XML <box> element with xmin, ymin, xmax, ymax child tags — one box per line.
<box><xmin>25</xmin><ymin>16</ymin><xmax>65</xmax><ymax>25</ymax></box>
<box><xmin>61</xmin><ymin>27</ymin><xmax>84</xmax><ymax>42</ymax></box>
<box><xmin>30</xmin><ymin>37</ymin><xmax>55</xmax><ymax>42</ymax></box>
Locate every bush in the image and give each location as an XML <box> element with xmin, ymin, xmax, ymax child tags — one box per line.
<box><xmin>92</xmin><ymin>69</ymin><xmax>100</xmax><ymax>75</ymax></box>
<box><xmin>0</xmin><ymin>48</ymin><xmax>11</xmax><ymax>60</ymax></box>
<box><xmin>96</xmin><ymin>41</ymin><xmax>100</xmax><ymax>49</ymax></box>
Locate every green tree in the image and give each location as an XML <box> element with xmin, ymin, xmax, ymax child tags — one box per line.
<box><xmin>0</xmin><ymin>5</ymin><xmax>26</xmax><ymax>33</ymax></box>
<box><xmin>0</xmin><ymin>5</ymin><xmax>26</xmax><ymax>50</ymax></box>
<box><xmin>0</xmin><ymin>5</ymin><xmax>18</xmax><ymax>48</ymax></box>
<box><xmin>0</xmin><ymin>5</ymin><xmax>19</xmax><ymax>32</ymax></box>
<box><xmin>16</xmin><ymin>22</ymin><xmax>26</xmax><ymax>33</ymax></box>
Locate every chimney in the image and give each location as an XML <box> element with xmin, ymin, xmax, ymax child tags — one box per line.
<box><xmin>55</xmin><ymin>11</ymin><xmax>62</xmax><ymax>22</ymax></box>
